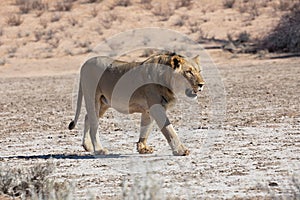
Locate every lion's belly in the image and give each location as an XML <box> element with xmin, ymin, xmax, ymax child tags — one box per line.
<box><xmin>109</xmin><ymin>100</ymin><xmax>148</xmax><ymax>114</ymax></box>
<box><xmin>101</xmin><ymin>92</ymin><xmax>148</xmax><ymax>114</ymax></box>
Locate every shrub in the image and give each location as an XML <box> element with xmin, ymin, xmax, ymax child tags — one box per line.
<box><xmin>249</xmin><ymin>2</ymin><xmax>259</xmax><ymax>18</ymax></box>
<box><xmin>140</xmin><ymin>0</ymin><xmax>152</xmax><ymax>9</ymax></box>
<box><xmin>101</xmin><ymin>13</ymin><xmax>114</xmax><ymax>29</ymax></box>
<box><xmin>151</xmin><ymin>2</ymin><xmax>174</xmax><ymax>21</ymax></box>
<box><xmin>16</xmin><ymin>0</ymin><xmax>48</xmax><ymax>14</ymax></box>
<box><xmin>6</xmin><ymin>14</ymin><xmax>23</xmax><ymax>26</ymax></box>
<box><xmin>19</xmin><ymin>2</ymin><xmax>31</xmax><ymax>14</ymax></box>
<box><xmin>34</xmin><ymin>30</ymin><xmax>43</xmax><ymax>41</ymax></box>
<box><xmin>53</xmin><ymin>0</ymin><xmax>73</xmax><ymax>11</ymax></box>
<box><xmin>223</xmin><ymin>0</ymin><xmax>235</xmax><ymax>8</ymax></box>
<box><xmin>68</xmin><ymin>17</ymin><xmax>79</xmax><ymax>26</ymax></box>
<box><xmin>84</xmin><ymin>0</ymin><xmax>100</xmax><ymax>3</ymax></box>
<box><xmin>0</xmin><ymin>163</ymin><xmax>73</xmax><ymax>199</ymax></box>
<box><xmin>237</xmin><ymin>31</ymin><xmax>251</xmax><ymax>43</ymax></box>
<box><xmin>172</xmin><ymin>0</ymin><xmax>193</xmax><ymax>9</ymax></box>
<box><xmin>91</xmin><ymin>7</ymin><xmax>98</xmax><ymax>17</ymax></box>
<box><xmin>179</xmin><ymin>0</ymin><xmax>192</xmax><ymax>7</ymax></box>
<box><xmin>277</xmin><ymin>0</ymin><xmax>293</xmax><ymax>11</ymax></box>
<box><xmin>112</xmin><ymin>0</ymin><xmax>131</xmax><ymax>7</ymax></box>
<box><xmin>259</xmin><ymin>5</ymin><xmax>300</xmax><ymax>53</ymax></box>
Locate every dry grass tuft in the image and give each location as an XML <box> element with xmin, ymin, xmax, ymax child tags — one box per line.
<box><xmin>223</xmin><ymin>0</ymin><xmax>235</xmax><ymax>8</ymax></box>
<box><xmin>237</xmin><ymin>1</ymin><xmax>260</xmax><ymax>20</ymax></box>
<box><xmin>16</xmin><ymin>0</ymin><xmax>48</xmax><ymax>14</ymax></box>
<box><xmin>172</xmin><ymin>0</ymin><xmax>193</xmax><ymax>9</ymax></box>
<box><xmin>101</xmin><ymin>13</ymin><xmax>116</xmax><ymax>29</ymax></box>
<box><xmin>83</xmin><ymin>0</ymin><xmax>101</xmax><ymax>3</ymax></box>
<box><xmin>139</xmin><ymin>0</ymin><xmax>152</xmax><ymax>9</ymax></box>
<box><xmin>90</xmin><ymin>7</ymin><xmax>98</xmax><ymax>17</ymax></box>
<box><xmin>53</xmin><ymin>0</ymin><xmax>73</xmax><ymax>12</ymax></box>
<box><xmin>151</xmin><ymin>2</ymin><xmax>175</xmax><ymax>21</ymax></box>
<box><xmin>68</xmin><ymin>16</ymin><xmax>79</xmax><ymax>26</ymax></box>
<box><xmin>276</xmin><ymin>0</ymin><xmax>295</xmax><ymax>11</ymax></box>
<box><xmin>112</xmin><ymin>0</ymin><xmax>131</xmax><ymax>7</ymax></box>
<box><xmin>6</xmin><ymin>14</ymin><xmax>23</xmax><ymax>26</ymax></box>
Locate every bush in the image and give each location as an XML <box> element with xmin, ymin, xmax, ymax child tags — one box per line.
<box><xmin>6</xmin><ymin>14</ymin><xmax>23</xmax><ymax>26</ymax></box>
<box><xmin>16</xmin><ymin>0</ymin><xmax>48</xmax><ymax>14</ymax></box>
<box><xmin>237</xmin><ymin>31</ymin><xmax>251</xmax><ymax>43</ymax></box>
<box><xmin>151</xmin><ymin>2</ymin><xmax>174</xmax><ymax>21</ymax></box>
<box><xmin>223</xmin><ymin>0</ymin><xmax>235</xmax><ymax>8</ymax></box>
<box><xmin>112</xmin><ymin>0</ymin><xmax>131</xmax><ymax>7</ymax></box>
<box><xmin>260</xmin><ymin>5</ymin><xmax>300</xmax><ymax>53</ymax></box>
<box><xmin>53</xmin><ymin>0</ymin><xmax>73</xmax><ymax>11</ymax></box>
<box><xmin>0</xmin><ymin>163</ymin><xmax>73</xmax><ymax>199</ymax></box>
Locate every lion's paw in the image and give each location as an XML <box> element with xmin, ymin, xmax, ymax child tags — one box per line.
<box><xmin>94</xmin><ymin>149</ymin><xmax>109</xmax><ymax>155</ymax></box>
<box><xmin>82</xmin><ymin>143</ymin><xmax>93</xmax><ymax>152</ymax></box>
<box><xmin>173</xmin><ymin>146</ymin><xmax>190</xmax><ymax>156</ymax></box>
<box><xmin>137</xmin><ymin>142</ymin><xmax>154</xmax><ymax>154</ymax></box>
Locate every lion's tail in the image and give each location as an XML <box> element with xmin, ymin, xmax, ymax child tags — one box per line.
<box><xmin>68</xmin><ymin>80</ymin><xmax>82</xmax><ymax>130</ymax></box>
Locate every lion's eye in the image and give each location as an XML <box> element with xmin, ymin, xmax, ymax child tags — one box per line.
<box><xmin>187</xmin><ymin>71</ymin><xmax>193</xmax><ymax>76</ymax></box>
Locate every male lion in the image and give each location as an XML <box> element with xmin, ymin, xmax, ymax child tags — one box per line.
<box><xmin>68</xmin><ymin>53</ymin><xmax>205</xmax><ymax>156</ymax></box>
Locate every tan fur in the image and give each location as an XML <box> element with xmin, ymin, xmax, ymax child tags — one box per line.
<box><xmin>69</xmin><ymin>53</ymin><xmax>205</xmax><ymax>156</ymax></box>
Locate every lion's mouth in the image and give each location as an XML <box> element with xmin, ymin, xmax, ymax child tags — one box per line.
<box><xmin>185</xmin><ymin>88</ymin><xmax>198</xmax><ymax>99</ymax></box>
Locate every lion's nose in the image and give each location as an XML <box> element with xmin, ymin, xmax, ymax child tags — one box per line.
<box><xmin>198</xmin><ymin>83</ymin><xmax>204</xmax><ymax>91</ymax></box>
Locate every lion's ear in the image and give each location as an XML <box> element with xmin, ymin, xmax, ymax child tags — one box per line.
<box><xmin>193</xmin><ymin>55</ymin><xmax>201</xmax><ymax>71</ymax></box>
<box><xmin>193</xmin><ymin>55</ymin><xmax>200</xmax><ymax>65</ymax></box>
<box><xmin>171</xmin><ymin>56</ymin><xmax>182</xmax><ymax>70</ymax></box>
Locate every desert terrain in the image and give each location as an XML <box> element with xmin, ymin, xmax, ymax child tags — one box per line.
<box><xmin>0</xmin><ymin>0</ymin><xmax>299</xmax><ymax>199</ymax></box>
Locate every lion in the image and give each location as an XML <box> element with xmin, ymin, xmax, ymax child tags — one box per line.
<box><xmin>68</xmin><ymin>52</ymin><xmax>205</xmax><ymax>156</ymax></box>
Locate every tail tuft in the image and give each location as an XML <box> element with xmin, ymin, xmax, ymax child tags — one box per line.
<box><xmin>68</xmin><ymin>121</ymin><xmax>75</xmax><ymax>130</ymax></box>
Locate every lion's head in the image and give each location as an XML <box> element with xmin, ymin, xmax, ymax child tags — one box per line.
<box><xmin>140</xmin><ymin>52</ymin><xmax>205</xmax><ymax>99</ymax></box>
<box><xmin>169</xmin><ymin>54</ymin><xmax>205</xmax><ymax>99</ymax></box>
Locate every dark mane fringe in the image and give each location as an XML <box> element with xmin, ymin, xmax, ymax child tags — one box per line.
<box><xmin>141</xmin><ymin>51</ymin><xmax>182</xmax><ymax>65</ymax></box>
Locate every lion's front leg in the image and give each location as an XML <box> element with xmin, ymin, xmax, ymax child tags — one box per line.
<box><xmin>137</xmin><ymin>113</ymin><xmax>155</xmax><ymax>154</ymax></box>
<box><xmin>161</xmin><ymin>124</ymin><xmax>190</xmax><ymax>156</ymax></box>
<box><xmin>150</xmin><ymin>104</ymin><xmax>189</xmax><ymax>156</ymax></box>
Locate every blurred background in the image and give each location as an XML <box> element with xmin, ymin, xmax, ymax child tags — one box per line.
<box><xmin>0</xmin><ymin>0</ymin><xmax>299</xmax><ymax>65</ymax></box>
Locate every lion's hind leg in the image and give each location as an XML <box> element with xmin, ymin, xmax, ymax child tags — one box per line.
<box><xmin>82</xmin><ymin>114</ymin><xmax>93</xmax><ymax>152</ymax></box>
<box><xmin>137</xmin><ymin>112</ymin><xmax>155</xmax><ymax>154</ymax></box>
<box><xmin>82</xmin><ymin>94</ymin><xmax>109</xmax><ymax>155</ymax></box>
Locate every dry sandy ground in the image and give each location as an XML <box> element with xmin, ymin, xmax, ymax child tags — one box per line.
<box><xmin>0</xmin><ymin>50</ymin><xmax>299</xmax><ymax>199</ymax></box>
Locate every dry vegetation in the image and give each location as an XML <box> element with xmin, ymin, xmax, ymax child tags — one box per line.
<box><xmin>260</xmin><ymin>3</ymin><xmax>300</xmax><ymax>53</ymax></box>
<box><xmin>6</xmin><ymin>14</ymin><xmax>23</xmax><ymax>26</ymax></box>
<box><xmin>0</xmin><ymin>0</ymin><xmax>299</xmax><ymax>62</ymax></box>
<box><xmin>0</xmin><ymin>162</ymin><xmax>73</xmax><ymax>199</ymax></box>
<box><xmin>220</xmin><ymin>0</ymin><xmax>300</xmax><ymax>53</ymax></box>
